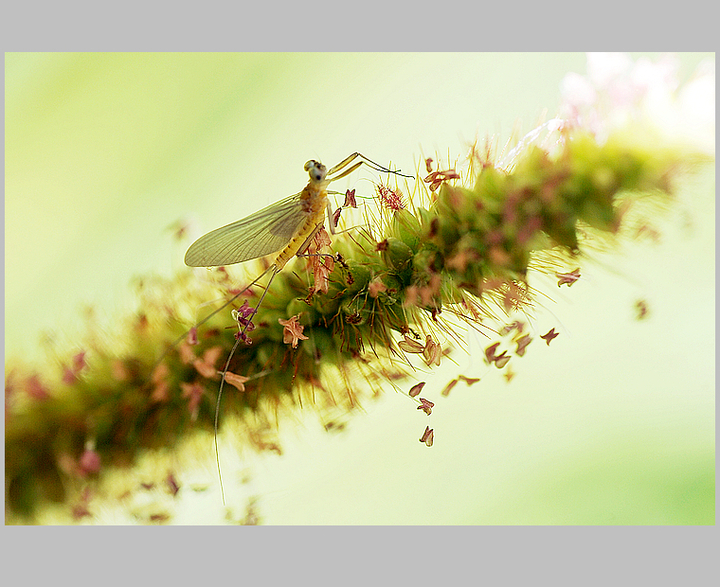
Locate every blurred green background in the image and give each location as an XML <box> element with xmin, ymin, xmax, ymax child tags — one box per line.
<box><xmin>5</xmin><ymin>53</ymin><xmax>714</xmax><ymax>524</ymax></box>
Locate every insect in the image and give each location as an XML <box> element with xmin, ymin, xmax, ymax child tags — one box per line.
<box><xmin>184</xmin><ymin>152</ymin><xmax>411</xmax><ymax>503</ymax></box>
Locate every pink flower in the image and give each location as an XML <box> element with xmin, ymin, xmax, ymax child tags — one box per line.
<box><xmin>111</xmin><ymin>360</ymin><xmax>129</xmax><ymax>382</ymax></box>
<box><xmin>515</xmin><ymin>334</ymin><xmax>532</xmax><ymax>357</ymax></box>
<box><xmin>72</xmin><ymin>351</ymin><xmax>87</xmax><ymax>372</ymax></box>
<box><xmin>62</xmin><ymin>350</ymin><xmax>88</xmax><ymax>384</ymax></box>
<box><xmin>180</xmin><ymin>382</ymin><xmax>205</xmax><ymax>422</ymax></box>
<box><xmin>635</xmin><ymin>299</ymin><xmax>649</xmax><ymax>320</ymax></box>
<box><xmin>166</xmin><ymin>473</ymin><xmax>180</xmax><ymax>496</ymax></box>
<box><xmin>457</xmin><ymin>375</ymin><xmax>480</xmax><ymax>386</ymax></box>
<box><xmin>367</xmin><ymin>277</ymin><xmax>387</xmax><ymax>298</ymax></box>
<box><xmin>499</xmin><ymin>321</ymin><xmax>525</xmax><ymax>336</ymax></box>
<box><xmin>193</xmin><ymin>346</ymin><xmax>223</xmax><ymax>379</ymax></box>
<box><xmin>422</xmin><ymin>335</ymin><xmax>442</xmax><ymax>367</ymax></box>
<box><xmin>398</xmin><ymin>334</ymin><xmax>424</xmax><ymax>354</ymax></box>
<box><xmin>343</xmin><ymin>188</ymin><xmax>357</xmax><ymax>208</ymax></box>
<box><xmin>485</xmin><ymin>342</ymin><xmax>510</xmax><ymax>368</ymax></box>
<box><xmin>72</xmin><ymin>503</ymin><xmax>92</xmax><ymax>520</ymax></box>
<box><xmin>494</xmin><ymin>353</ymin><xmax>511</xmax><ymax>368</ymax></box>
<box><xmin>398</xmin><ymin>334</ymin><xmax>442</xmax><ymax>365</ymax></box>
<box><xmin>312</xmin><ymin>255</ymin><xmax>334</xmax><ymax>295</ymax></box>
<box><xmin>62</xmin><ymin>367</ymin><xmax>77</xmax><ymax>385</ymax></box>
<box><xmin>78</xmin><ymin>447</ymin><xmax>101</xmax><ymax>477</ymax></box>
<box><xmin>501</xmin><ymin>282</ymin><xmax>528</xmax><ymax>312</ymax></box>
<box><xmin>224</xmin><ymin>371</ymin><xmax>250</xmax><ymax>392</ymax></box>
<box><xmin>441</xmin><ymin>378</ymin><xmax>459</xmax><ymax>397</ymax></box>
<box><xmin>331</xmin><ymin>207</ymin><xmax>342</xmax><ymax>229</ymax></box>
<box><xmin>556</xmin><ymin>268</ymin><xmax>581</xmax><ymax>287</ymax></box>
<box><xmin>234</xmin><ymin>299</ymin><xmax>256</xmax><ymax>319</ymax></box>
<box><xmin>232</xmin><ymin>300</ymin><xmax>257</xmax><ymax>344</ymax></box>
<box><xmin>376</xmin><ymin>183</ymin><xmax>405</xmax><ymax>210</ymax></box>
<box><xmin>423</xmin><ymin>168</ymin><xmax>460</xmax><ymax>191</ymax></box>
<box><xmin>418</xmin><ymin>274</ymin><xmax>442</xmax><ymax>306</ymax></box>
<box><xmin>439</xmin><ymin>374</ymin><xmax>481</xmax><ymax>397</ymax></box>
<box><xmin>484</xmin><ymin>342</ymin><xmax>502</xmax><ymax>364</ymax></box>
<box><xmin>403</xmin><ymin>286</ymin><xmax>419</xmax><ymax>308</ymax></box>
<box><xmin>445</xmin><ymin>249</ymin><xmax>476</xmax><ymax>272</ymax></box>
<box><xmin>72</xmin><ymin>487</ymin><xmax>93</xmax><ymax>520</ymax></box>
<box><xmin>312</xmin><ymin>227</ymin><xmax>332</xmax><ymax>251</ymax></box>
<box><xmin>150</xmin><ymin>363</ymin><xmax>170</xmax><ymax>402</ymax></box>
<box><xmin>540</xmin><ymin>328</ymin><xmax>559</xmax><ymax>345</ymax></box>
<box><xmin>417</xmin><ymin>398</ymin><xmax>434</xmax><ymax>416</ymax></box>
<box><xmin>559</xmin><ymin>52</ymin><xmax>714</xmax><ymax>154</ymax></box>
<box><xmin>278</xmin><ymin>314</ymin><xmax>309</xmax><ymax>349</ymax></box>
<box><xmin>178</xmin><ymin>341</ymin><xmax>197</xmax><ymax>365</ymax></box>
<box><xmin>419</xmin><ymin>426</ymin><xmax>434</xmax><ymax>447</ymax></box>
<box><xmin>306</xmin><ymin>228</ymin><xmax>334</xmax><ymax>295</ymax></box>
<box><xmin>408</xmin><ymin>381</ymin><xmax>426</xmax><ymax>397</ymax></box>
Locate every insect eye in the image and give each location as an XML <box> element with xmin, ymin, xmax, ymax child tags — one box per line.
<box><xmin>306</xmin><ymin>161</ymin><xmax>326</xmax><ymax>182</ymax></box>
<box><xmin>304</xmin><ymin>160</ymin><xmax>323</xmax><ymax>174</ymax></box>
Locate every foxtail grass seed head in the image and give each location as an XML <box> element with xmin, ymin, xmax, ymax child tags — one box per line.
<box><xmin>5</xmin><ymin>54</ymin><xmax>713</xmax><ymax>521</ymax></box>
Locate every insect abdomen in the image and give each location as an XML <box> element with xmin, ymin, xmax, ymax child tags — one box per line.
<box><xmin>273</xmin><ymin>211</ymin><xmax>325</xmax><ymax>270</ymax></box>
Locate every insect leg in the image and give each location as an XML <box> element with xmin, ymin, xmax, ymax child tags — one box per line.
<box><xmin>147</xmin><ymin>265</ymin><xmax>277</xmax><ymax>381</ymax></box>
<box><xmin>328</xmin><ymin>160</ymin><xmax>365</xmax><ymax>181</ymax></box>
<box><xmin>327</xmin><ymin>201</ymin><xmax>337</xmax><ymax>235</ymax></box>
<box><xmin>327</xmin><ymin>152</ymin><xmax>362</xmax><ymax>176</ymax></box>
<box><xmin>328</xmin><ymin>152</ymin><xmax>413</xmax><ymax>179</ymax></box>
<box><xmin>185</xmin><ymin>267</ymin><xmax>274</xmax><ymax>342</ymax></box>
<box><xmin>214</xmin><ymin>266</ymin><xmax>280</xmax><ymax>505</ymax></box>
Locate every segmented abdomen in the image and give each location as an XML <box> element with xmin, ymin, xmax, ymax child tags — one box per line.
<box><xmin>273</xmin><ymin>208</ymin><xmax>326</xmax><ymax>270</ymax></box>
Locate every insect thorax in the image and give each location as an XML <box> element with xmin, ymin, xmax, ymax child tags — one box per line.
<box><xmin>300</xmin><ymin>183</ymin><xmax>328</xmax><ymax>216</ymax></box>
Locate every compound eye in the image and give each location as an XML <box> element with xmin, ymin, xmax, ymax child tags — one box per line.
<box><xmin>305</xmin><ymin>160</ymin><xmax>326</xmax><ymax>181</ymax></box>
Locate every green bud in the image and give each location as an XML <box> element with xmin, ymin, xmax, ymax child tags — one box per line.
<box><xmin>381</xmin><ymin>237</ymin><xmax>413</xmax><ymax>273</ymax></box>
<box><xmin>341</xmin><ymin>296</ymin><xmax>369</xmax><ymax>324</ymax></box>
<box><xmin>472</xmin><ymin>165</ymin><xmax>508</xmax><ymax>213</ymax></box>
<box><xmin>343</xmin><ymin>261</ymin><xmax>371</xmax><ymax>295</ymax></box>
<box><xmin>391</xmin><ymin>208</ymin><xmax>422</xmax><ymax>250</ymax></box>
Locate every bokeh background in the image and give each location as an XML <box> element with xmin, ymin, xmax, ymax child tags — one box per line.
<box><xmin>5</xmin><ymin>53</ymin><xmax>714</xmax><ymax>524</ymax></box>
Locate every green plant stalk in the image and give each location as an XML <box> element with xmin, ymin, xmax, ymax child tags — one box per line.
<box><xmin>4</xmin><ymin>125</ymin><xmax>709</xmax><ymax>521</ymax></box>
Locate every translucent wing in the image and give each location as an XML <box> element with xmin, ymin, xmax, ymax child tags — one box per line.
<box><xmin>184</xmin><ymin>192</ymin><xmax>310</xmax><ymax>267</ymax></box>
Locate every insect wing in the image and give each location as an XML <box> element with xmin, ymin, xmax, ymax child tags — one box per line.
<box><xmin>184</xmin><ymin>192</ymin><xmax>309</xmax><ymax>267</ymax></box>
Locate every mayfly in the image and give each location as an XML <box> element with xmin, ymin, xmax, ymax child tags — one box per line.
<box><xmin>183</xmin><ymin>152</ymin><xmax>411</xmax><ymax>503</ymax></box>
